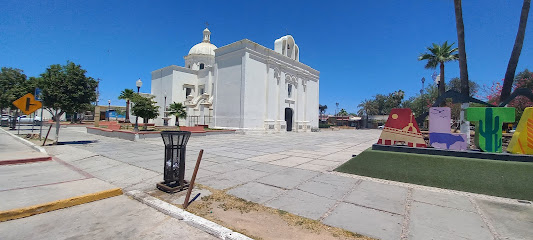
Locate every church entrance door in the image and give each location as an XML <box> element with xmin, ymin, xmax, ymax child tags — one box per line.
<box><xmin>285</xmin><ymin>108</ymin><xmax>293</xmax><ymax>131</ymax></box>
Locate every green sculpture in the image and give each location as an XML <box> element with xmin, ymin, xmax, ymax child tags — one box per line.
<box><xmin>466</xmin><ymin>107</ymin><xmax>515</xmax><ymax>153</ymax></box>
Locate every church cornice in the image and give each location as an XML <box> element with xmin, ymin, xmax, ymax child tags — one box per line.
<box><xmin>249</xmin><ymin>50</ymin><xmax>319</xmax><ymax>82</ymax></box>
<box><xmin>215</xmin><ymin>39</ymin><xmax>320</xmax><ymax>78</ymax></box>
<box><xmin>152</xmin><ymin>65</ymin><xmax>198</xmax><ymax>76</ymax></box>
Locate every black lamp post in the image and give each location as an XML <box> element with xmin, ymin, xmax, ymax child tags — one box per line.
<box><xmin>421</xmin><ymin>77</ymin><xmax>425</xmax><ymax>95</ymax></box>
<box><xmin>134</xmin><ymin>78</ymin><xmax>142</xmax><ymax>132</ymax></box>
<box><xmin>107</xmin><ymin>100</ymin><xmax>111</xmax><ymax>121</ymax></box>
<box><xmin>163</xmin><ymin>91</ymin><xmax>168</xmax><ymax>126</ymax></box>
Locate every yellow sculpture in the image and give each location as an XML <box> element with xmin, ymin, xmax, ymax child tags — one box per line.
<box><xmin>508</xmin><ymin>107</ymin><xmax>533</xmax><ymax>154</ymax></box>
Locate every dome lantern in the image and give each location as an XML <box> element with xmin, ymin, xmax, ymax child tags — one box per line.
<box><xmin>188</xmin><ymin>28</ymin><xmax>217</xmax><ymax>56</ymax></box>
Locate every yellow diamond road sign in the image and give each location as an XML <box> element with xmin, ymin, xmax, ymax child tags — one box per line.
<box><xmin>13</xmin><ymin>93</ymin><xmax>42</xmax><ymax>115</ymax></box>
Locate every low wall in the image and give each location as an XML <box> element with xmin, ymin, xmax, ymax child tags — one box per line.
<box><xmin>86</xmin><ymin>127</ymin><xmax>235</xmax><ymax>141</ymax></box>
<box><xmin>372</xmin><ymin>144</ymin><xmax>533</xmax><ymax>162</ymax></box>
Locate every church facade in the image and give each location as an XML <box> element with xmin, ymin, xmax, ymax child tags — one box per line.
<box><xmin>151</xmin><ymin>28</ymin><xmax>319</xmax><ymax>132</ymax></box>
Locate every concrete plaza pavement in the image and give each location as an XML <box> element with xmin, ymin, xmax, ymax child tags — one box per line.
<box><xmin>0</xmin><ymin>127</ymin><xmax>217</xmax><ymax>240</ymax></box>
<box><xmin>36</xmin><ymin>126</ymin><xmax>533</xmax><ymax>240</ymax></box>
<box><xmin>0</xmin><ymin>127</ymin><xmax>48</xmax><ymax>163</ymax></box>
<box><xmin>0</xmin><ymin>195</ymin><xmax>216</xmax><ymax>240</ymax></box>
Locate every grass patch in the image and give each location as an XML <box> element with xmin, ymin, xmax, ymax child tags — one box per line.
<box><xmin>335</xmin><ymin>149</ymin><xmax>533</xmax><ymax>201</ymax></box>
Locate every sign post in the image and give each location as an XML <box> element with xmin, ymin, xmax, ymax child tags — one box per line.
<box><xmin>35</xmin><ymin>88</ymin><xmax>44</xmax><ymax>139</ymax></box>
<box><xmin>12</xmin><ymin>93</ymin><xmax>43</xmax><ymax>136</ymax></box>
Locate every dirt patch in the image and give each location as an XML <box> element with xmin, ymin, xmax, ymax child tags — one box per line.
<box><xmin>150</xmin><ymin>185</ymin><xmax>373</xmax><ymax>240</ymax></box>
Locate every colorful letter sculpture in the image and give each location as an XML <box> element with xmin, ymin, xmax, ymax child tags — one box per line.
<box><xmin>508</xmin><ymin>107</ymin><xmax>533</xmax><ymax>154</ymax></box>
<box><xmin>466</xmin><ymin>107</ymin><xmax>515</xmax><ymax>153</ymax></box>
<box><xmin>377</xmin><ymin>108</ymin><xmax>426</xmax><ymax>147</ymax></box>
<box><xmin>429</xmin><ymin>107</ymin><xmax>467</xmax><ymax>150</ymax></box>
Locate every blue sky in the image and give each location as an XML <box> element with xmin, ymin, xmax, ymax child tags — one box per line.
<box><xmin>1</xmin><ymin>0</ymin><xmax>532</xmax><ymax>114</ymax></box>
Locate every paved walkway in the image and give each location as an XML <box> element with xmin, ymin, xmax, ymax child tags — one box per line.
<box><xmin>0</xmin><ymin>127</ymin><xmax>48</xmax><ymax>163</ymax></box>
<box><xmin>0</xmin><ymin>195</ymin><xmax>216</xmax><ymax>240</ymax></box>
<box><xmin>0</xmin><ymin>127</ymin><xmax>216</xmax><ymax>240</ymax></box>
<box><xmin>41</xmin><ymin>127</ymin><xmax>533</xmax><ymax>240</ymax></box>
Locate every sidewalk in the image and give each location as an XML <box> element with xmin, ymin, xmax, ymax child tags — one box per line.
<box><xmin>0</xmin><ymin>128</ymin><xmax>48</xmax><ymax>165</ymax></box>
<box><xmin>0</xmin><ymin>127</ymin><xmax>218</xmax><ymax>240</ymax></box>
<box><xmin>0</xmin><ymin>127</ymin><xmax>120</xmax><ymax>220</ymax></box>
<box><xmin>49</xmin><ymin>126</ymin><xmax>530</xmax><ymax>240</ymax></box>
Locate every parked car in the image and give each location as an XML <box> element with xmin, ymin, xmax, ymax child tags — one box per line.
<box><xmin>16</xmin><ymin>115</ymin><xmax>42</xmax><ymax>124</ymax></box>
<box><xmin>378</xmin><ymin>125</ymin><xmax>384</xmax><ymax>129</ymax></box>
<box><xmin>1</xmin><ymin>114</ymin><xmax>13</xmax><ymax>126</ymax></box>
<box><xmin>1</xmin><ymin>114</ymin><xmax>12</xmax><ymax>121</ymax></box>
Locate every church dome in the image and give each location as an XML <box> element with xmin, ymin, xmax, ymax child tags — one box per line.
<box><xmin>188</xmin><ymin>28</ymin><xmax>217</xmax><ymax>56</ymax></box>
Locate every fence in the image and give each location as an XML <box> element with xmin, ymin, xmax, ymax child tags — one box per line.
<box><xmin>188</xmin><ymin>116</ymin><xmax>212</xmax><ymax>126</ymax></box>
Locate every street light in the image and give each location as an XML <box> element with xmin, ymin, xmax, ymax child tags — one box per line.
<box><xmin>134</xmin><ymin>78</ymin><xmax>142</xmax><ymax>132</ymax></box>
<box><xmin>107</xmin><ymin>100</ymin><xmax>111</xmax><ymax>121</ymax></box>
<box><xmin>421</xmin><ymin>77</ymin><xmax>425</xmax><ymax>95</ymax></box>
<box><xmin>163</xmin><ymin>91</ymin><xmax>168</xmax><ymax>126</ymax></box>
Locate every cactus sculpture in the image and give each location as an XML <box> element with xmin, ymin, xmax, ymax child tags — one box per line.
<box><xmin>466</xmin><ymin>107</ymin><xmax>515</xmax><ymax>153</ymax></box>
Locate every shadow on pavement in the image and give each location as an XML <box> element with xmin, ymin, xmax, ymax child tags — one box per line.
<box><xmin>57</xmin><ymin>140</ymin><xmax>98</xmax><ymax>145</ymax></box>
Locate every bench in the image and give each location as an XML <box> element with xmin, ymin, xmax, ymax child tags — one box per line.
<box><xmin>180</xmin><ymin>126</ymin><xmax>206</xmax><ymax>133</ymax></box>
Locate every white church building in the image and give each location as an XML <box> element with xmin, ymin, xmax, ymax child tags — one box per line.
<box><xmin>151</xmin><ymin>28</ymin><xmax>319</xmax><ymax>133</ymax></box>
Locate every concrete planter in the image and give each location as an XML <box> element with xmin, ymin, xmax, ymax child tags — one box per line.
<box><xmin>86</xmin><ymin>127</ymin><xmax>235</xmax><ymax>141</ymax></box>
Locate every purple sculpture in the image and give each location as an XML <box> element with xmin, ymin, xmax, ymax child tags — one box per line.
<box><xmin>429</xmin><ymin>107</ymin><xmax>468</xmax><ymax>151</ymax></box>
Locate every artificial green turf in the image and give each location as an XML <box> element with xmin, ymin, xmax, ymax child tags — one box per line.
<box><xmin>335</xmin><ymin>149</ymin><xmax>533</xmax><ymax>200</ymax></box>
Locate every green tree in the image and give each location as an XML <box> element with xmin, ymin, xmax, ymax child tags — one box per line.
<box><xmin>403</xmin><ymin>84</ymin><xmax>439</xmax><ymax>118</ymax></box>
<box><xmin>168</xmin><ymin>102</ymin><xmax>187</xmax><ymax>127</ymax></box>
<box><xmin>383</xmin><ymin>90</ymin><xmax>405</xmax><ymax>114</ymax></box>
<box><xmin>0</xmin><ymin>67</ymin><xmax>28</xmax><ymax>112</ymax></box>
<box><xmin>131</xmin><ymin>94</ymin><xmax>159</xmax><ymax>130</ymax></box>
<box><xmin>447</xmin><ymin>77</ymin><xmax>479</xmax><ymax>97</ymax></box>
<box><xmin>357</xmin><ymin>99</ymin><xmax>378</xmax><ymax>128</ymax></box>
<box><xmin>39</xmin><ymin>62</ymin><xmax>98</xmax><ymax>144</ymax></box>
<box><xmin>118</xmin><ymin>89</ymin><xmax>134</xmax><ymax>123</ymax></box>
<box><xmin>501</xmin><ymin>0</ymin><xmax>531</xmax><ymax>101</ymax></box>
<box><xmin>418</xmin><ymin>41</ymin><xmax>459</xmax><ymax>96</ymax></box>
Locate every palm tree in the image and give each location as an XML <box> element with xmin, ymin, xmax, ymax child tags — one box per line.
<box><xmin>338</xmin><ymin>109</ymin><xmax>348</xmax><ymax>116</ymax></box>
<box><xmin>118</xmin><ymin>89</ymin><xmax>134</xmax><ymax>123</ymax></box>
<box><xmin>168</xmin><ymin>102</ymin><xmax>187</xmax><ymax>127</ymax></box>
<box><xmin>453</xmin><ymin>0</ymin><xmax>470</xmax><ymax>97</ymax></box>
<box><xmin>358</xmin><ymin>99</ymin><xmax>377</xmax><ymax>128</ymax></box>
<box><xmin>501</xmin><ymin>0</ymin><xmax>530</xmax><ymax>102</ymax></box>
<box><xmin>418</xmin><ymin>41</ymin><xmax>459</xmax><ymax>97</ymax></box>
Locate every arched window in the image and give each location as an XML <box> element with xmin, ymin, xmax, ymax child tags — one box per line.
<box><xmin>288</xmin><ymin>83</ymin><xmax>293</xmax><ymax>98</ymax></box>
<box><xmin>199</xmin><ymin>63</ymin><xmax>205</xmax><ymax>70</ymax></box>
<box><xmin>188</xmin><ymin>65</ymin><xmax>191</xmax><ymax>69</ymax></box>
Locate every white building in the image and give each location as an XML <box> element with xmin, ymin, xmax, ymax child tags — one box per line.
<box><xmin>151</xmin><ymin>28</ymin><xmax>319</xmax><ymax>133</ymax></box>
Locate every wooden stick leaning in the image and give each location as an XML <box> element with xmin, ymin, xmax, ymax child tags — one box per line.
<box><xmin>42</xmin><ymin>124</ymin><xmax>53</xmax><ymax>146</ymax></box>
<box><xmin>183</xmin><ymin>149</ymin><xmax>204</xmax><ymax>209</ymax></box>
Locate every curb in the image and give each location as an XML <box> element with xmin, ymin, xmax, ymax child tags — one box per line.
<box><xmin>0</xmin><ymin>188</ymin><xmax>123</xmax><ymax>222</ymax></box>
<box><xmin>0</xmin><ymin>127</ymin><xmax>47</xmax><ymax>153</ymax></box>
<box><xmin>0</xmin><ymin>156</ymin><xmax>52</xmax><ymax>165</ymax></box>
<box><xmin>126</xmin><ymin>190</ymin><xmax>252</xmax><ymax>240</ymax></box>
